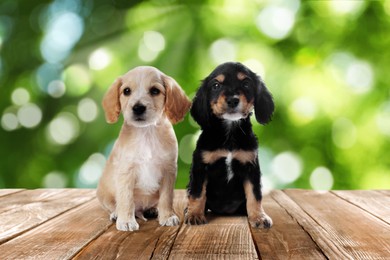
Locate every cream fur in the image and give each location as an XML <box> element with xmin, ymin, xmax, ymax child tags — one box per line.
<box><xmin>97</xmin><ymin>66</ymin><xmax>191</xmax><ymax>231</ymax></box>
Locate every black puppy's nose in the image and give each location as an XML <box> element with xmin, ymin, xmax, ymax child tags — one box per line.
<box><xmin>132</xmin><ymin>103</ymin><xmax>146</xmax><ymax>115</ymax></box>
<box><xmin>226</xmin><ymin>97</ymin><xmax>240</xmax><ymax>108</ymax></box>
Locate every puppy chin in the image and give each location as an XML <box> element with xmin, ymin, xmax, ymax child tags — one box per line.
<box><xmin>126</xmin><ymin>117</ymin><xmax>157</xmax><ymax>128</ymax></box>
<box><xmin>221</xmin><ymin>113</ymin><xmax>244</xmax><ymax>121</ymax></box>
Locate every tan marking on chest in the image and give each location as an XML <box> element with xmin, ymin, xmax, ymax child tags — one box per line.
<box><xmin>202</xmin><ymin>149</ymin><xmax>257</xmax><ymax>165</ymax></box>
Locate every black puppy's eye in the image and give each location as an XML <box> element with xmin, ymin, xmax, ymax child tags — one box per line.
<box><xmin>150</xmin><ymin>87</ymin><xmax>160</xmax><ymax>96</ymax></box>
<box><xmin>212</xmin><ymin>82</ymin><xmax>221</xmax><ymax>91</ymax></box>
<box><xmin>243</xmin><ymin>80</ymin><xmax>251</xmax><ymax>88</ymax></box>
<box><xmin>123</xmin><ymin>87</ymin><xmax>131</xmax><ymax>96</ymax></box>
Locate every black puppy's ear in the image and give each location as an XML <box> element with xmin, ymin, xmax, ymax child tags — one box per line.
<box><xmin>190</xmin><ymin>81</ymin><xmax>210</xmax><ymax>128</ymax></box>
<box><xmin>254</xmin><ymin>77</ymin><xmax>274</xmax><ymax>125</ymax></box>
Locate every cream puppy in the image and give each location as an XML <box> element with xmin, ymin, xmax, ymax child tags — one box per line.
<box><xmin>97</xmin><ymin>66</ymin><xmax>191</xmax><ymax>231</ymax></box>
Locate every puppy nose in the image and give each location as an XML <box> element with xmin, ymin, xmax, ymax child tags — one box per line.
<box><xmin>132</xmin><ymin>103</ymin><xmax>146</xmax><ymax>115</ymax></box>
<box><xmin>226</xmin><ymin>97</ymin><xmax>240</xmax><ymax>108</ymax></box>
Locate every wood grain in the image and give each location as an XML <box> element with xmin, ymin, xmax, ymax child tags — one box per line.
<box><xmin>251</xmin><ymin>192</ymin><xmax>326</xmax><ymax>259</ymax></box>
<box><xmin>0</xmin><ymin>189</ymin><xmax>24</xmax><ymax>197</ymax></box>
<box><xmin>74</xmin><ymin>190</ymin><xmax>188</xmax><ymax>260</ymax></box>
<box><xmin>332</xmin><ymin>190</ymin><xmax>390</xmax><ymax>225</ymax></box>
<box><xmin>169</xmin><ymin>215</ymin><xmax>258</xmax><ymax>259</ymax></box>
<box><xmin>0</xmin><ymin>189</ymin><xmax>95</xmax><ymax>244</ymax></box>
<box><xmin>284</xmin><ymin>189</ymin><xmax>390</xmax><ymax>259</ymax></box>
<box><xmin>0</xmin><ymin>198</ymin><xmax>111</xmax><ymax>259</ymax></box>
<box><xmin>0</xmin><ymin>189</ymin><xmax>389</xmax><ymax>259</ymax></box>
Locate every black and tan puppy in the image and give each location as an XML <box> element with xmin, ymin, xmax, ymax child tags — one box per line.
<box><xmin>185</xmin><ymin>62</ymin><xmax>274</xmax><ymax>228</ymax></box>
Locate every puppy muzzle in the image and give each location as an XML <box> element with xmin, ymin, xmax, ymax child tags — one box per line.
<box><xmin>133</xmin><ymin>103</ymin><xmax>146</xmax><ymax>116</ymax></box>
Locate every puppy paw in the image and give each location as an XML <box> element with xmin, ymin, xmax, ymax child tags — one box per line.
<box><xmin>184</xmin><ymin>211</ymin><xmax>207</xmax><ymax>225</ymax></box>
<box><xmin>159</xmin><ymin>214</ymin><xmax>180</xmax><ymax>226</ymax></box>
<box><xmin>249</xmin><ymin>213</ymin><xmax>273</xmax><ymax>229</ymax></box>
<box><xmin>109</xmin><ymin>212</ymin><xmax>117</xmax><ymax>222</ymax></box>
<box><xmin>116</xmin><ymin>219</ymin><xmax>139</xmax><ymax>231</ymax></box>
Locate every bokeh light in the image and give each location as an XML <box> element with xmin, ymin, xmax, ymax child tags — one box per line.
<box><xmin>1</xmin><ymin>113</ymin><xmax>19</xmax><ymax>131</ymax></box>
<box><xmin>40</xmin><ymin>12</ymin><xmax>84</xmax><ymax>63</ymax></box>
<box><xmin>17</xmin><ymin>104</ymin><xmax>43</xmax><ymax>128</ymax></box>
<box><xmin>310</xmin><ymin>167</ymin><xmax>334</xmax><ymax>191</ymax></box>
<box><xmin>271</xmin><ymin>151</ymin><xmax>303</xmax><ymax>185</ymax></box>
<box><xmin>209</xmin><ymin>38</ymin><xmax>236</xmax><ymax>65</ymax></box>
<box><xmin>11</xmin><ymin>88</ymin><xmax>30</xmax><ymax>106</ymax></box>
<box><xmin>345</xmin><ymin>61</ymin><xmax>374</xmax><ymax>94</ymax></box>
<box><xmin>63</xmin><ymin>64</ymin><xmax>91</xmax><ymax>96</ymax></box>
<box><xmin>138</xmin><ymin>31</ymin><xmax>166</xmax><ymax>62</ymax></box>
<box><xmin>47</xmin><ymin>80</ymin><xmax>66</xmax><ymax>98</ymax></box>
<box><xmin>43</xmin><ymin>171</ymin><xmax>68</xmax><ymax>188</ymax></box>
<box><xmin>256</xmin><ymin>4</ymin><xmax>297</xmax><ymax>40</ymax></box>
<box><xmin>179</xmin><ymin>131</ymin><xmax>200</xmax><ymax>164</ymax></box>
<box><xmin>77</xmin><ymin>98</ymin><xmax>98</xmax><ymax>123</ymax></box>
<box><xmin>76</xmin><ymin>153</ymin><xmax>106</xmax><ymax>188</ymax></box>
<box><xmin>89</xmin><ymin>48</ymin><xmax>112</xmax><ymax>70</ymax></box>
<box><xmin>47</xmin><ymin>112</ymin><xmax>80</xmax><ymax>145</ymax></box>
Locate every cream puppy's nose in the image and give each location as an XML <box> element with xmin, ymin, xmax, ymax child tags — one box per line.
<box><xmin>132</xmin><ymin>103</ymin><xmax>146</xmax><ymax>116</ymax></box>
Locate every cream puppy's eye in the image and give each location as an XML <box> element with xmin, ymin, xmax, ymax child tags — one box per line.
<box><xmin>123</xmin><ymin>87</ymin><xmax>131</xmax><ymax>96</ymax></box>
<box><xmin>150</xmin><ymin>87</ymin><xmax>160</xmax><ymax>96</ymax></box>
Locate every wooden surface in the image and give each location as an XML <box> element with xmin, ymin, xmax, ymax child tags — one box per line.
<box><xmin>0</xmin><ymin>189</ymin><xmax>389</xmax><ymax>259</ymax></box>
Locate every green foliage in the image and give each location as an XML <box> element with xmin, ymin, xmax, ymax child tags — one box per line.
<box><xmin>1</xmin><ymin>0</ymin><xmax>389</xmax><ymax>189</ymax></box>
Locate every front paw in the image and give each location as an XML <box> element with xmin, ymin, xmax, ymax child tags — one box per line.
<box><xmin>184</xmin><ymin>210</ymin><xmax>207</xmax><ymax>225</ymax></box>
<box><xmin>116</xmin><ymin>218</ymin><xmax>139</xmax><ymax>231</ymax></box>
<box><xmin>249</xmin><ymin>213</ymin><xmax>273</xmax><ymax>229</ymax></box>
<box><xmin>159</xmin><ymin>214</ymin><xmax>180</xmax><ymax>226</ymax></box>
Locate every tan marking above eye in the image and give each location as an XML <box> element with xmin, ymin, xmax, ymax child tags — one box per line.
<box><xmin>215</xmin><ymin>74</ymin><xmax>225</xmax><ymax>83</ymax></box>
<box><xmin>237</xmin><ymin>72</ymin><xmax>247</xmax><ymax>80</ymax></box>
<box><xmin>202</xmin><ymin>149</ymin><xmax>257</xmax><ymax>164</ymax></box>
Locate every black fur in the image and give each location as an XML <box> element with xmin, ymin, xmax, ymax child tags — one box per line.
<box><xmin>187</xmin><ymin>62</ymin><xmax>274</xmax><ymax>215</ymax></box>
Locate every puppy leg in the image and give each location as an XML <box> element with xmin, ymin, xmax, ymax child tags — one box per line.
<box><xmin>185</xmin><ymin>181</ymin><xmax>207</xmax><ymax>225</ymax></box>
<box><xmin>185</xmin><ymin>156</ymin><xmax>208</xmax><ymax>225</ymax></box>
<box><xmin>115</xmin><ymin>171</ymin><xmax>139</xmax><ymax>231</ymax></box>
<box><xmin>244</xmin><ymin>180</ymin><xmax>272</xmax><ymax>228</ymax></box>
<box><xmin>158</xmin><ymin>164</ymin><xmax>179</xmax><ymax>226</ymax></box>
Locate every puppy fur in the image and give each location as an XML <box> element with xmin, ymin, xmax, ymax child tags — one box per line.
<box><xmin>185</xmin><ymin>62</ymin><xmax>274</xmax><ymax>228</ymax></box>
<box><xmin>97</xmin><ymin>66</ymin><xmax>191</xmax><ymax>231</ymax></box>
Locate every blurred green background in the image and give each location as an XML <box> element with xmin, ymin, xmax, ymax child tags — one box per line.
<box><xmin>1</xmin><ymin>0</ymin><xmax>389</xmax><ymax>190</ymax></box>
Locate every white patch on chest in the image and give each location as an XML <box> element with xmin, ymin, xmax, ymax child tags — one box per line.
<box><xmin>226</xmin><ymin>152</ymin><xmax>234</xmax><ymax>182</ymax></box>
<box><xmin>114</xmin><ymin>126</ymin><xmax>171</xmax><ymax>194</ymax></box>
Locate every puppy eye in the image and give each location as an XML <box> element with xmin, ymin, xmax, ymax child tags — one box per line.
<box><xmin>123</xmin><ymin>87</ymin><xmax>131</xmax><ymax>96</ymax></box>
<box><xmin>150</xmin><ymin>87</ymin><xmax>160</xmax><ymax>96</ymax></box>
<box><xmin>212</xmin><ymin>82</ymin><xmax>221</xmax><ymax>91</ymax></box>
<box><xmin>243</xmin><ymin>80</ymin><xmax>251</xmax><ymax>88</ymax></box>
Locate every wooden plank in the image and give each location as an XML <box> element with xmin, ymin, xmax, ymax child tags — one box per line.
<box><xmin>0</xmin><ymin>189</ymin><xmax>63</xmax><ymax>213</ymax></box>
<box><xmin>272</xmin><ymin>190</ymin><xmax>356</xmax><ymax>259</ymax></box>
<box><xmin>284</xmin><ymin>189</ymin><xmax>390</xmax><ymax>259</ymax></box>
<box><xmin>0</xmin><ymin>189</ymin><xmax>95</xmax><ymax>244</ymax></box>
<box><xmin>169</xmin><ymin>215</ymin><xmax>258</xmax><ymax>259</ymax></box>
<box><xmin>332</xmin><ymin>190</ymin><xmax>390</xmax><ymax>225</ymax></box>
<box><xmin>0</xmin><ymin>189</ymin><xmax>24</xmax><ymax>197</ymax></box>
<box><xmin>0</xmin><ymin>199</ymin><xmax>112</xmax><ymax>259</ymax></box>
<box><xmin>251</xmin><ymin>193</ymin><xmax>326</xmax><ymax>259</ymax></box>
<box><xmin>73</xmin><ymin>190</ymin><xmax>188</xmax><ymax>260</ymax></box>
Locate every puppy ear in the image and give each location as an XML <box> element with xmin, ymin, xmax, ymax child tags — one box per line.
<box><xmin>102</xmin><ymin>78</ymin><xmax>122</xmax><ymax>124</ymax></box>
<box><xmin>190</xmin><ymin>80</ymin><xmax>210</xmax><ymax>127</ymax></box>
<box><xmin>163</xmin><ymin>75</ymin><xmax>191</xmax><ymax>124</ymax></box>
<box><xmin>254</xmin><ymin>77</ymin><xmax>274</xmax><ymax>125</ymax></box>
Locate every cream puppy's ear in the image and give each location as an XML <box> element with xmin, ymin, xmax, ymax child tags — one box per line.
<box><xmin>102</xmin><ymin>78</ymin><xmax>122</xmax><ymax>124</ymax></box>
<box><xmin>163</xmin><ymin>75</ymin><xmax>191</xmax><ymax>124</ymax></box>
